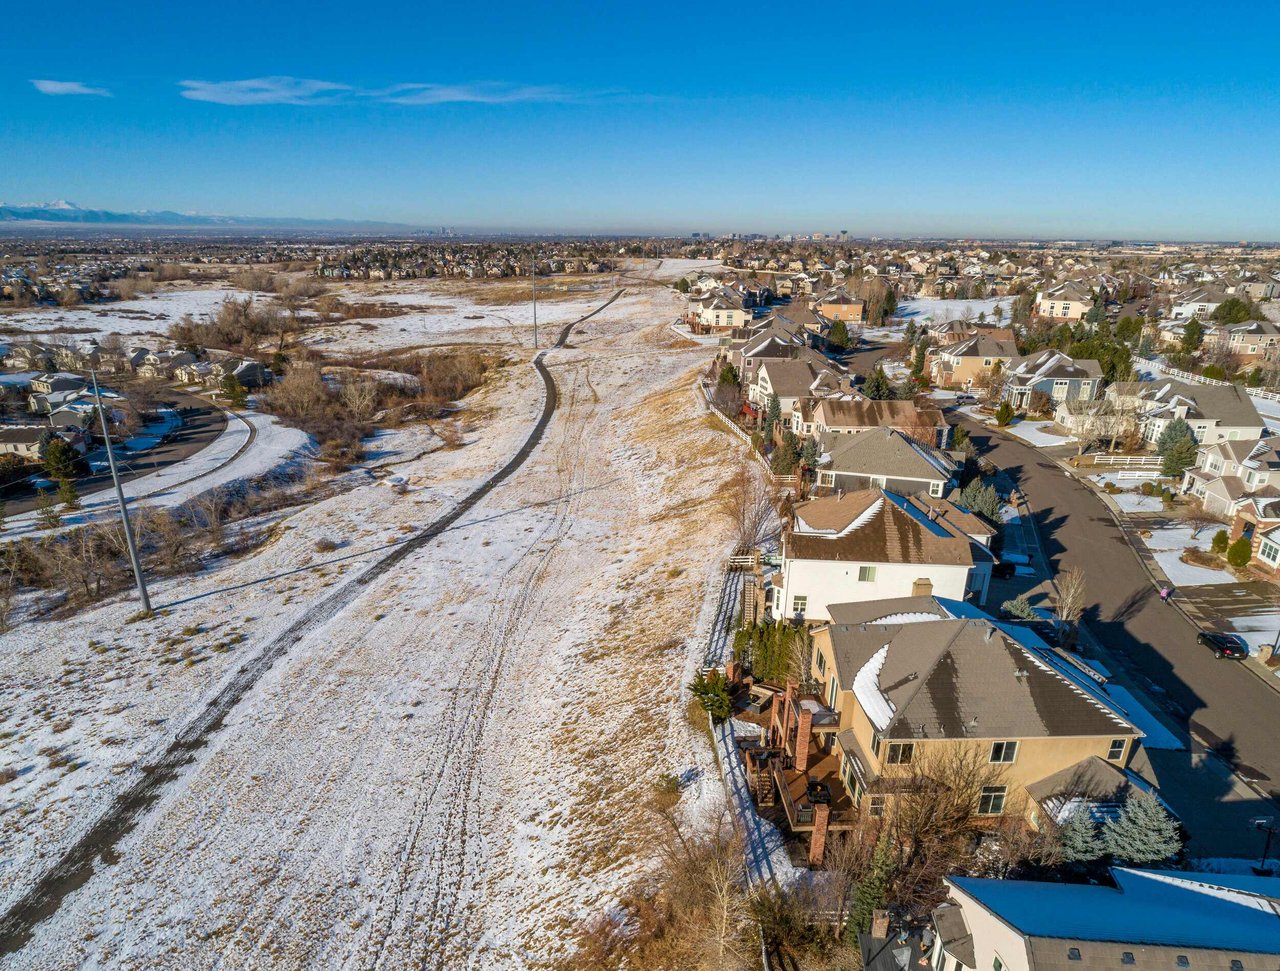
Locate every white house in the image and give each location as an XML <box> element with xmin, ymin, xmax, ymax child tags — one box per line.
<box><xmin>1182</xmin><ymin>438</ymin><xmax>1280</xmax><ymax>517</ymax></box>
<box><xmin>1171</xmin><ymin>284</ymin><xmax>1227</xmax><ymax>320</ymax></box>
<box><xmin>1105</xmin><ymin>379</ymin><xmax>1265</xmax><ymax>446</ymax></box>
<box><xmin>773</xmin><ymin>489</ymin><xmax>993</xmax><ymax>624</ymax></box>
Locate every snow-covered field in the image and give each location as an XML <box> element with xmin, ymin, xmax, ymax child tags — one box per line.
<box><xmin>1002</xmin><ymin>418</ymin><xmax>1076</xmax><ymax>448</ymax></box>
<box><xmin>890</xmin><ymin>296</ymin><xmax>1012</xmax><ymax>323</ymax></box>
<box><xmin>1113</xmin><ymin>493</ymin><xmax>1164</xmax><ymax>513</ymax></box>
<box><xmin>0</xmin><ymin>284</ymin><xmax>738</xmax><ymax>968</ymax></box>
<box><xmin>0</xmin><ymin>286</ymin><xmax>271</xmax><ymax>341</ymax></box>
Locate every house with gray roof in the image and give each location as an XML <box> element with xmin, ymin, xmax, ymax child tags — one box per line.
<box><xmin>1003</xmin><ymin>349</ymin><xmax>1102</xmax><ymax>411</ymax></box>
<box><xmin>814</xmin><ymin>426</ymin><xmax>960</xmax><ymax>498</ymax></box>
<box><xmin>1105</xmin><ymin>378</ymin><xmax>1265</xmax><ymax>446</ymax></box>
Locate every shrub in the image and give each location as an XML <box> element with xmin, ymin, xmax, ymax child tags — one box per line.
<box><xmin>1140</xmin><ymin>482</ymin><xmax>1154</xmax><ymax>496</ymax></box>
<box><xmin>1227</xmin><ymin>536</ymin><xmax>1253</xmax><ymax>569</ymax></box>
<box><xmin>994</xmin><ymin>401</ymin><xmax>1016</xmax><ymax>427</ymax></box>
<box><xmin>1211</xmin><ymin>529</ymin><xmax>1229</xmax><ymax>555</ymax></box>
<box><xmin>687</xmin><ymin>671</ymin><xmax>733</xmax><ymax>722</ymax></box>
<box><xmin>314</xmin><ymin>537</ymin><xmax>339</xmax><ymax>553</ymax></box>
<box><xmin>1002</xmin><ymin>596</ymin><xmax>1036</xmax><ymax>620</ymax></box>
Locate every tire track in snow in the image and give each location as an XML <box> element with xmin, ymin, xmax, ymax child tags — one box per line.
<box><xmin>0</xmin><ymin>290</ymin><xmax>625</xmax><ymax>958</ymax></box>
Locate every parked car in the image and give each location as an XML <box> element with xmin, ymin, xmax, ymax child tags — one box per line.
<box><xmin>1197</xmin><ymin>631</ymin><xmax>1249</xmax><ymax>659</ymax></box>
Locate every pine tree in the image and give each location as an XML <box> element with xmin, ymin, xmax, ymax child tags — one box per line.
<box><xmin>862</xmin><ymin>367</ymin><xmax>892</xmax><ymax>400</ymax></box>
<box><xmin>800</xmin><ymin>436</ymin><xmax>819</xmax><ymax>469</ymax></box>
<box><xmin>1156</xmin><ymin>418</ymin><xmax>1193</xmax><ymax>455</ymax></box>
<box><xmin>829</xmin><ymin>319</ymin><xmax>850</xmax><ymax>349</ymax></box>
<box><xmin>912</xmin><ymin>340</ymin><xmax>929</xmax><ymax>377</ymax></box>
<box><xmin>1227</xmin><ymin>536</ymin><xmax>1253</xmax><ymax>569</ymax></box>
<box><xmin>1102</xmin><ymin>790</ymin><xmax>1182</xmax><ymax>865</ymax></box>
<box><xmin>221</xmin><ymin>373</ymin><xmax>248</xmax><ymax>409</ymax></box>
<box><xmin>850</xmin><ymin>832</ymin><xmax>895</xmax><ymax>935</ymax></box>
<box><xmin>1058</xmin><ymin>809</ymin><xmax>1104</xmax><ymax>863</ymax></box>
<box><xmin>36</xmin><ymin>489</ymin><xmax>61</xmax><ymax>530</ymax></box>
<box><xmin>1161</xmin><ymin>437</ymin><xmax>1198</xmax><ymax>477</ymax></box>
<box><xmin>764</xmin><ymin>392</ymin><xmax>781</xmax><ymax>438</ymax></box>
<box><xmin>1180</xmin><ymin>319</ymin><xmax>1204</xmax><ymax>353</ymax></box>
<box><xmin>57</xmin><ymin>477</ymin><xmax>80</xmax><ymax>510</ymax></box>
<box><xmin>959</xmin><ymin>479</ymin><xmax>1002</xmax><ymax>520</ymax></box>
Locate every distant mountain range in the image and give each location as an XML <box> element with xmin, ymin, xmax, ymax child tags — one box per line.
<box><xmin>0</xmin><ymin>200</ymin><xmax>415</xmax><ymax>231</ymax></box>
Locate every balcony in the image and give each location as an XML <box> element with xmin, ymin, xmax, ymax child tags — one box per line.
<box><xmin>770</xmin><ymin>744</ymin><xmax>858</xmax><ymax>832</ymax></box>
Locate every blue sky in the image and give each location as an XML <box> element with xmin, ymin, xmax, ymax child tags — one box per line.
<box><xmin>3</xmin><ymin>0</ymin><xmax>1279</xmax><ymax>238</ymax></box>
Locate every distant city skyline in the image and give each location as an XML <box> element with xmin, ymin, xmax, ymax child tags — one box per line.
<box><xmin>3</xmin><ymin>0</ymin><xmax>1279</xmax><ymax>239</ymax></box>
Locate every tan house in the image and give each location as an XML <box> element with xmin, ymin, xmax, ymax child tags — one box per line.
<box><xmin>927</xmin><ymin>334</ymin><xmax>1017</xmax><ymax>390</ymax></box>
<box><xmin>761</xmin><ymin>599</ymin><xmax>1144</xmax><ymax>862</ymax></box>
<box><xmin>808</xmin><ymin>397</ymin><xmax>950</xmax><ymax>448</ymax></box>
<box><xmin>811</xmin><ymin>287</ymin><xmax>866</xmax><ymax>323</ymax></box>
<box><xmin>685</xmin><ymin>287</ymin><xmax>753</xmax><ymax>334</ymax></box>
<box><xmin>1202</xmin><ymin>319</ymin><xmax>1280</xmax><ymax>363</ymax></box>
<box><xmin>1033</xmin><ymin>281</ymin><xmax>1092</xmax><ymax>321</ymax></box>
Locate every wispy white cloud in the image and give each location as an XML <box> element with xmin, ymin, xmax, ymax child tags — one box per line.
<box><xmin>31</xmin><ymin>79</ymin><xmax>112</xmax><ymax>97</ymax></box>
<box><xmin>178</xmin><ymin>76</ymin><xmax>351</xmax><ymax>106</ymax></box>
<box><xmin>174</xmin><ymin>75</ymin><xmax>621</xmax><ymax>107</ymax></box>
<box><xmin>377</xmin><ymin>82</ymin><xmax>583</xmax><ymax>105</ymax></box>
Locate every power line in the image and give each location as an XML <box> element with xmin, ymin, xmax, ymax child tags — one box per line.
<box><xmin>90</xmin><ymin>370</ymin><xmax>151</xmax><ymax>613</ymax></box>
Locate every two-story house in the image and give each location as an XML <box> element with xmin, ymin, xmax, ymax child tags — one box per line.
<box><xmin>811</xmin><ymin>286</ymin><xmax>866</xmax><ymax>323</ymax></box>
<box><xmin>1202</xmin><ymin>319</ymin><xmax>1280</xmax><ymax>364</ymax></box>
<box><xmin>748</xmin><ymin>359</ymin><xmax>844</xmax><ymax>424</ymax></box>
<box><xmin>813</xmin><ymin>426</ymin><xmax>960</xmax><ymax>498</ymax></box>
<box><xmin>1171</xmin><ymin>284</ymin><xmax>1228</xmax><ymax>320</ymax></box>
<box><xmin>1002</xmin><ymin>350</ymin><xmax>1103</xmax><ymax>412</ymax></box>
<box><xmin>1033</xmin><ymin>281</ymin><xmax>1093</xmax><ymax>321</ymax></box>
<box><xmin>686</xmin><ymin>287</ymin><xmax>753</xmax><ymax>334</ymax></box>
<box><xmin>928</xmin><ymin>335</ymin><xmax>1018</xmax><ymax>390</ymax></box>
<box><xmin>773</xmin><ymin>489</ymin><xmax>994</xmax><ymax>623</ymax></box>
<box><xmin>808</xmin><ymin>397</ymin><xmax>950</xmax><ymax>448</ymax></box>
<box><xmin>1105</xmin><ymin>379</ymin><xmax>1265</xmax><ymax>446</ymax></box>
<box><xmin>1182</xmin><ymin>438</ymin><xmax>1280</xmax><ymax>517</ymax></box>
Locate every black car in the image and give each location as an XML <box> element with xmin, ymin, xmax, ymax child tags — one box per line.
<box><xmin>1197</xmin><ymin>631</ymin><xmax>1249</xmax><ymax>659</ymax></box>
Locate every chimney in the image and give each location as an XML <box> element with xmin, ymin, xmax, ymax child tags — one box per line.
<box><xmin>870</xmin><ymin>909</ymin><xmax>891</xmax><ymax>939</ymax></box>
<box><xmin>985</xmin><ymin>626</ymin><xmax>996</xmax><ymax>642</ymax></box>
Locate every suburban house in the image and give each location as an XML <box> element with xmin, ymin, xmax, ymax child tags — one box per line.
<box><xmin>1105</xmin><ymin>379</ymin><xmax>1266</xmax><ymax>446</ymax></box>
<box><xmin>1183</xmin><ymin>438</ymin><xmax>1280</xmax><ymax>517</ymax></box>
<box><xmin>1002</xmin><ymin>349</ymin><xmax>1102</xmax><ymax>412</ymax></box>
<box><xmin>1171</xmin><ymin>284</ymin><xmax>1228</xmax><ymax>320</ymax></box>
<box><xmin>1202</xmin><ymin>319</ymin><xmax>1280</xmax><ymax>363</ymax></box>
<box><xmin>927</xmin><ymin>319</ymin><xmax>1016</xmax><ymax>346</ymax></box>
<box><xmin>686</xmin><ymin>287</ymin><xmax>754</xmax><ymax>334</ymax></box>
<box><xmin>723</xmin><ymin>324</ymin><xmax>808</xmax><ymax>385</ymax></box>
<box><xmin>4</xmin><ymin>343</ymin><xmax>56</xmax><ymax>372</ymax></box>
<box><xmin>813</xmin><ymin>426</ymin><xmax>960</xmax><ymax>498</ymax></box>
<box><xmin>1221</xmin><ymin>493</ymin><xmax>1280</xmax><ymax>576</ymax></box>
<box><xmin>137</xmin><ymin>349</ymin><xmax>197</xmax><ymax>379</ymax></box>
<box><xmin>931</xmin><ymin>868</ymin><xmax>1280</xmax><ymax>971</ymax></box>
<box><xmin>811</xmin><ymin>286</ymin><xmax>866</xmax><ymax>323</ymax></box>
<box><xmin>0</xmin><ymin>425</ymin><xmax>86</xmax><ymax>462</ymax></box>
<box><xmin>1231</xmin><ymin>276</ymin><xmax>1280</xmax><ymax>301</ymax></box>
<box><xmin>215</xmin><ymin>359</ymin><xmax>273</xmax><ymax>389</ymax></box>
<box><xmin>807</xmin><ymin>397</ymin><xmax>951</xmax><ymax>448</ymax></box>
<box><xmin>761</xmin><ymin>600</ymin><xmax>1144</xmax><ymax>863</ymax></box>
<box><xmin>773</xmin><ymin>490</ymin><xmax>995</xmax><ymax>623</ymax></box>
<box><xmin>928</xmin><ymin>335</ymin><xmax>1018</xmax><ymax>390</ymax></box>
<box><xmin>29</xmin><ymin>372</ymin><xmax>87</xmax><ymax>396</ymax></box>
<box><xmin>748</xmin><ymin>359</ymin><xmax>844</xmax><ymax>422</ymax></box>
<box><xmin>1033</xmin><ymin>281</ymin><xmax>1093</xmax><ymax>321</ymax></box>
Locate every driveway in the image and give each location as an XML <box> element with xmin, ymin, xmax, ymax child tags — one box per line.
<box><xmin>959</xmin><ymin>417</ymin><xmax>1280</xmax><ymax>854</ymax></box>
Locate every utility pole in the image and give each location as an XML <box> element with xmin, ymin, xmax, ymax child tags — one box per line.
<box><xmin>530</xmin><ymin>253</ymin><xmax>538</xmax><ymax>350</ymax></box>
<box><xmin>90</xmin><ymin>370</ymin><xmax>151</xmax><ymax>613</ymax></box>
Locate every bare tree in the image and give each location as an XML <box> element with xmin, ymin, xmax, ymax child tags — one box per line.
<box><xmin>1055</xmin><ymin>567</ymin><xmax>1089</xmax><ymax>649</ymax></box>
<box><xmin>1183</xmin><ymin>504</ymin><xmax>1220</xmax><ymax>539</ymax></box>
<box><xmin>340</xmin><ymin>378</ymin><xmax>380</xmax><ymax>422</ymax></box>
<box><xmin>718</xmin><ymin>456</ymin><xmax>777</xmax><ymax>550</ymax></box>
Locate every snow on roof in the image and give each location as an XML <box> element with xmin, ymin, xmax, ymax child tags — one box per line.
<box><xmin>853</xmin><ymin>644</ymin><xmax>896</xmax><ymax>731</ymax></box>
<box><xmin>794</xmin><ymin>496</ymin><xmax>884</xmax><ymax>537</ymax></box>
<box><xmin>867</xmin><ymin>611</ymin><xmax>948</xmax><ymax>625</ymax></box>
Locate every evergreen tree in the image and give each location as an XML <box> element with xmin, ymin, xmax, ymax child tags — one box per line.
<box><xmin>1102</xmin><ymin>790</ymin><xmax>1182</xmax><ymax>865</ymax></box>
<box><xmin>903</xmin><ymin>320</ymin><xmax>917</xmax><ymax>345</ymax></box>
<box><xmin>763</xmin><ymin>392</ymin><xmax>781</xmax><ymax>438</ymax></box>
<box><xmin>994</xmin><ymin>400</ymin><xmax>1016</xmax><ymax>426</ymax></box>
<box><xmin>718</xmin><ymin>363</ymin><xmax>740</xmax><ymax>387</ymax></box>
<box><xmin>221</xmin><ymin>373</ymin><xmax>248</xmax><ymax>408</ymax></box>
<box><xmin>42</xmin><ymin>436</ymin><xmax>77</xmax><ymax>481</ymax></box>
<box><xmin>800</xmin><ymin>436</ymin><xmax>819</xmax><ymax>469</ymax></box>
<box><xmin>828</xmin><ymin>319</ymin><xmax>850</xmax><ymax>349</ymax></box>
<box><xmin>959</xmin><ymin>478</ymin><xmax>1002</xmax><ymax>520</ymax></box>
<box><xmin>1137</xmin><ymin>334</ymin><xmax>1155</xmax><ymax>357</ymax></box>
<box><xmin>1227</xmin><ymin>536</ymin><xmax>1253</xmax><ymax>569</ymax></box>
<box><xmin>1210</xmin><ymin>296</ymin><xmax>1253</xmax><ymax>325</ymax></box>
<box><xmin>57</xmin><ymin>477</ymin><xmax>80</xmax><ymax>510</ymax></box>
<box><xmin>1180</xmin><ymin>318</ymin><xmax>1204</xmax><ymax>353</ymax></box>
<box><xmin>1161</xmin><ymin>437</ymin><xmax>1198</xmax><ymax>477</ymax></box>
<box><xmin>686</xmin><ymin>671</ymin><xmax>732</xmax><ymax>722</ymax></box>
<box><xmin>862</xmin><ymin>367</ymin><xmax>893</xmax><ymax>400</ymax></box>
<box><xmin>911</xmin><ymin>340</ymin><xmax>929</xmax><ymax>377</ymax></box>
<box><xmin>1156</xmin><ymin>418</ymin><xmax>1194</xmax><ymax>455</ymax></box>
<box><xmin>850</xmin><ymin>833</ymin><xmax>895</xmax><ymax>935</ymax></box>
<box><xmin>1211</xmin><ymin>529</ymin><xmax>1229</xmax><ymax>555</ymax></box>
<box><xmin>1058</xmin><ymin>809</ymin><xmax>1104</xmax><ymax>863</ymax></box>
<box><xmin>35</xmin><ymin>489</ymin><xmax>61</xmax><ymax>530</ymax></box>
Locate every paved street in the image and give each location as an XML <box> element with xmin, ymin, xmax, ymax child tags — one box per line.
<box><xmin>960</xmin><ymin>418</ymin><xmax>1280</xmax><ymax>853</ymax></box>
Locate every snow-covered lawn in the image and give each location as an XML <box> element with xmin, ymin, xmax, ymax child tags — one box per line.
<box><xmin>890</xmin><ymin>296</ymin><xmax>1013</xmax><ymax>323</ymax></box>
<box><xmin>1143</xmin><ymin>525</ymin><xmax>1235</xmax><ymax>586</ymax></box>
<box><xmin>1113</xmin><ymin>493</ymin><xmax>1164</xmax><ymax>513</ymax></box>
<box><xmin>0</xmin><ymin>288</ymin><xmax>740</xmax><ymax>967</ymax></box>
<box><xmin>1224</xmin><ymin>609</ymin><xmax>1280</xmax><ymax>656</ymax></box>
<box><xmin>1090</xmin><ymin>472</ymin><xmax>1161</xmax><ymax>490</ymax></box>
<box><xmin>1003</xmin><ymin>418</ymin><xmax>1077</xmax><ymax>447</ymax></box>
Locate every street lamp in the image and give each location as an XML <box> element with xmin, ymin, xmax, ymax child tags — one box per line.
<box><xmin>89</xmin><ymin>370</ymin><xmax>151</xmax><ymax>613</ymax></box>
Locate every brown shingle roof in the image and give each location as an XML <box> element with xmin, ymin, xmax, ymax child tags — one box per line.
<box><xmin>786</xmin><ymin>489</ymin><xmax>974</xmax><ymax>566</ymax></box>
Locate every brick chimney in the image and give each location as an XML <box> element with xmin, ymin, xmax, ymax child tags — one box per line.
<box><xmin>794</xmin><ymin>707</ymin><xmax>814</xmax><ymax>770</ymax></box>
<box><xmin>870</xmin><ymin>909</ymin><xmax>891</xmax><ymax>939</ymax></box>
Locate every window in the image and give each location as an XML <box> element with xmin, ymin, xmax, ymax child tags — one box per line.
<box><xmin>819</xmin><ymin>471</ymin><xmax>835</xmax><ymax>487</ymax></box>
<box><xmin>792</xmin><ymin>595</ymin><xmax>807</xmax><ymax>616</ymax></box>
<box><xmin>989</xmin><ymin>740</ymin><xmax>1018</xmax><ymax>763</ymax></box>
<box><xmin>858</xmin><ymin>566</ymin><xmax>877</xmax><ymax>582</ymax></box>
<box><xmin>1108</xmin><ymin>738</ymin><xmax>1127</xmax><ymax>761</ymax></box>
<box><xmin>1176</xmin><ymin>957</ymin><xmax>1190</xmax><ymax>968</ymax></box>
<box><xmin>828</xmin><ymin>677</ymin><xmax>839</xmax><ymax>710</ymax></box>
<box><xmin>868</xmin><ymin>794</ymin><xmax>886</xmax><ymax>817</ymax></box>
<box><xmin>1121</xmin><ymin>953</ymin><xmax>1135</xmax><ymax>965</ymax></box>
<box><xmin>1067</xmin><ymin>948</ymin><xmax>1082</xmax><ymax>961</ymax></box>
<box><xmin>977</xmin><ymin>785</ymin><xmax>1007</xmax><ymax>815</ymax></box>
<box><xmin>1230</xmin><ymin>961</ymin><xmax>1244</xmax><ymax>971</ymax></box>
<box><xmin>815</xmin><ymin>647</ymin><xmax>826</xmax><ymax>676</ymax></box>
<box><xmin>993</xmin><ymin>957</ymin><xmax>1005</xmax><ymax>971</ymax></box>
<box><xmin>885</xmin><ymin>742</ymin><xmax>914</xmax><ymax>765</ymax></box>
<box><xmin>1261</xmin><ymin>539</ymin><xmax>1280</xmax><ymax>565</ymax></box>
<box><xmin>930</xmin><ymin>481</ymin><xmax>944</xmax><ymax>498</ymax></box>
<box><xmin>871</xmin><ymin>732</ymin><xmax>882</xmax><ymax>757</ymax></box>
